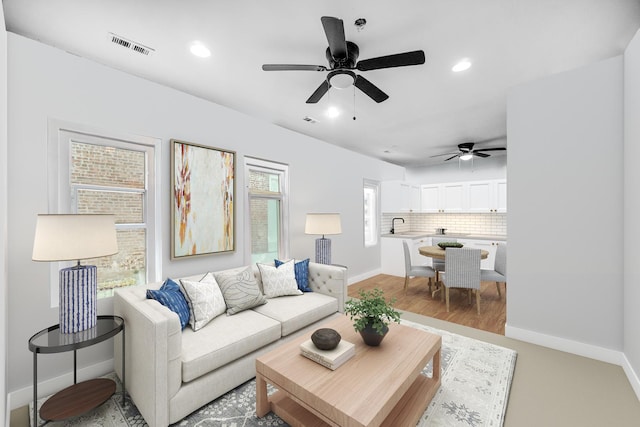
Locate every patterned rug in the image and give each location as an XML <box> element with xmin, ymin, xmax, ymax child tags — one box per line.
<box><xmin>31</xmin><ymin>319</ymin><xmax>517</xmax><ymax>427</ymax></box>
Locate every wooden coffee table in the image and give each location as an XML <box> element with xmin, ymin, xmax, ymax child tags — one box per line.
<box><xmin>256</xmin><ymin>315</ymin><xmax>441</xmax><ymax>427</ymax></box>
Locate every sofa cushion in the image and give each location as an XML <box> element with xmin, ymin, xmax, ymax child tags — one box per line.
<box><xmin>258</xmin><ymin>260</ymin><xmax>302</xmax><ymax>298</ymax></box>
<box><xmin>146</xmin><ymin>278</ymin><xmax>191</xmax><ymax>330</ymax></box>
<box><xmin>179</xmin><ymin>273</ymin><xmax>226</xmax><ymax>331</ymax></box>
<box><xmin>251</xmin><ymin>292</ymin><xmax>338</xmax><ymax>336</ymax></box>
<box><xmin>275</xmin><ymin>258</ymin><xmax>312</xmax><ymax>292</ymax></box>
<box><xmin>214</xmin><ymin>266</ymin><xmax>267</xmax><ymax>315</ymax></box>
<box><xmin>180</xmin><ymin>309</ymin><xmax>281</xmax><ymax>383</ymax></box>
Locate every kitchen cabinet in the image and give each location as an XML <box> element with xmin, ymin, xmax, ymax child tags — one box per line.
<box><xmin>468</xmin><ymin>180</ymin><xmax>507</xmax><ymax>213</ymax></box>
<box><xmin>381</xmin><ymin>181</ymin><xmax>421</xmax><ymax>212</ymax></box>
<box><xmin>422</xmin><ymin>179</ymin><xmax>507</xmax><ymax>213</ymax></box>
<box><xmin>458</xmin><ymin>238</ymin><xmax>506</xmax><ymax>270</ymax></box>
<box><xmin>420</xmin><ymin>182</ymin><xmax>465</xmax><ymax>213</ymax></box>
<box><xmin>381</xmin><ymin>236</ymin><xmax>430</xmax><ymax>277</ymax></box>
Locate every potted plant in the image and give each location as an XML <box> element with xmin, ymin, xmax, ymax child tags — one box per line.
<box><xmin>344</xmin><ymin>288</ymin><xmax>401</xmax><ymax>346</ymax></box>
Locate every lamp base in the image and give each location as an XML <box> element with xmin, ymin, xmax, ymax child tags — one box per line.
<box><xmin>315</xmin><ymin>237</ymin><xmax>332</xmax><ymax>265</ymax></box>
<box><xmin>59</xmin><ymin>265</ymin><xmax>97</xmax><ymax>334</ymax></box>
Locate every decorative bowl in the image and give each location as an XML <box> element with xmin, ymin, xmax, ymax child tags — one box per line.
<box><xmin>437</xmin><ymin>242</ymin><xmax>464</xmax><ymax>249</ymax></box>
<box><xmin>311</xmin><ymin>328</ymin><xmax>341</xmax><ymax>350</ymax></box>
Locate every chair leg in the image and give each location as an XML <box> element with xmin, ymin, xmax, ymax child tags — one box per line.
<box><xmin>404</xmin><ymin>275</ymin><xmax>409</xmax><ymax>292</ymax></box>
<box><xmin>445</xmin><ymin>287</ymin><xmax>450</xmax><ymax>312</ymax></box>
<box><xmin>496</xmin><ymin>281</ymin><xmax>502</xmax><ymax>298</ymax></box>
<box><xmin>476</xmin><ymin>289</ymin><xmax>481</xmax><ymax>315</ymax></box>
<box><xmin>428</xmin><ymin>277</ymin><xmax>432</xmax><ymax>294</ymax></box>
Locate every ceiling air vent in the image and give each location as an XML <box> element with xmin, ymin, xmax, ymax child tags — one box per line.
<box><xmin>108</xmin><ymin>32</ymin><xmax>155</xmax><ymax>56</ymax></box>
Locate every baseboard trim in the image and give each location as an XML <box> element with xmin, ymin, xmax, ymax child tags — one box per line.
<box><xmin>8</xmin><ymin>359</ymin><xmax>114</xmax><ymax>410</ymax></box>
<box><xmin>348</xmin><ymin>269</ymin><xmax>381</xmax><ymax>285</ymax></box>
<box><xmin>621</xmin><ymin>354</ymin><xmax>640</xmax><ymax>401</ymax></box>
<box><xmin>505</xmin><ymin>324</ymin><xmax>624</xmax><ymax>365</ymax></box>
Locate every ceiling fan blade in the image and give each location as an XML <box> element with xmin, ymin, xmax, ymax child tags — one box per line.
<box><xmin>356</xmin><ymin>50</ymin><xmax>426</xmax><ymax>71</ymax></box>
<box><xmin>474</xmin><ymin>152</ymin><xmax>491</xmax><ymax>158</ymax></box>
<box><xmin>354</xmin><ymin>75</ymin><xmax>389</xmax><ymax>103</ymax></box>
<box><xmin>306</xmin><ymin>80</ymin><xmax>330</xmax><ymax>104</ymax></box>
<box><xmin>321</xmin><ymin>16</ymin><xmax>348</xmax><ymax>59</ymax></box>
<box><xmin>475</xmin><ymin>147</ymin><xmax>507</xmax><ymax>152</ymax></box>
<box><xmin>444</xmin><ymin>154</ymin><xmax>460</xmax><ymax>161</ymax></box>
<box><xmin>262</xmin><ymin>64</ymin><xmax>327</xmax><ymax>72</ymax></box>
<box><xmin>430</xmin><ymin>152</ymin><xmax>459</xmax><ymax>158</ymax></box>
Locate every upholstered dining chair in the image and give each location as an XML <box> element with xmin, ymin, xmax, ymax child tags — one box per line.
<box><xmin>402</xmin><ymin>240</ymin><xmax>436</xmax><ymax>293</ymax></box>
<box><xmin>442</xmin><ymin>248</ymin><xmax>482</xmax><ymax>314</ymax></box>
<box><xmin>430</xmin><ymin>237</ymin><xmax>458</xmax><ymax>282</ymax></box>
<box><xmin>481</xmin><ymin>243</ymin><xmax>507</xmax><ymax>297</ymax></box>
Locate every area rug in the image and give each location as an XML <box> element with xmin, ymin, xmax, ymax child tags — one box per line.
<box><xmin>31</xmin><ymin>319</ymin><xmax>517</xmax><ymax>427</ymax></box>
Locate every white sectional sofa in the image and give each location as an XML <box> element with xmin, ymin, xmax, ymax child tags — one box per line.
<box><xmin>113</xmin><ymin>262</ymin><xmax>347</xmax><ymax>427</ymax></box>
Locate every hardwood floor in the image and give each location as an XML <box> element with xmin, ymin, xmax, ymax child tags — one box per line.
<box><xmin>348</xmin><ymin>275</ymin><xmax>507</xmax><ymax>335</ymax></box>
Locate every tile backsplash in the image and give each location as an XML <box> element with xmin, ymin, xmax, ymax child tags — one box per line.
<box><xmin>382</xmin><ymin>212</ymin><xmax>507</xmax><ymax>237</ymax></box>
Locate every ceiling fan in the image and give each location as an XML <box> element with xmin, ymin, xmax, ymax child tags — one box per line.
<box><xmin>262</xmin><ymin>16</ymin><xmax>425</xmax><ymax>104</ymax></box>
<box><xmin>431</xmin><ymin>142</ymin><xmax>507</xmax><ymax>162</ymax></box>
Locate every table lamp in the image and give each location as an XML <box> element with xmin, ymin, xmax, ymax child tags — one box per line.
<box><xmin>305</xmin><ymin>213</ymin><xmax>341</xmax><ymax>264</ymax></box>
<box><xmin>32</xmin><ymin>214</ymin><xmax>118</xmax><ymax>333</ymax></box>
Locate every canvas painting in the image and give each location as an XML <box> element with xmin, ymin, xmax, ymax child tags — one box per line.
<box><xmin>171</xmin><ymin>139</ymin><xmax>235</xmax><ymax>258</ymax></box>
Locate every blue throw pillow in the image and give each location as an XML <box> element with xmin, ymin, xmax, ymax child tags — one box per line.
<box><xmin>275</xmin><ymin>258</ymin><xmax>312</xmax><ymax>292</ymax></box>
<box><xmin>147</xmin><ymin>278</ymin><xmax>190</xmax><ymax>330</ymax></box>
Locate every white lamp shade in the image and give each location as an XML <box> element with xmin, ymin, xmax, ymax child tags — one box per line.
<box><xmin>305</xmin><ymin>213</ymin><xmax>342</xmax><ymax>235</ymax></box>
<box><xmin>32</xmin><ymin>214</ymin><xmax>118</xmax><ymax>262</ymax></box>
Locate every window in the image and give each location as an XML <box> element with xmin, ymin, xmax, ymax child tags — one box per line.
<box><xmin>364</xmin><ymin>179</ymin><xmax>380</xmax><ymax>247</ymax></box>
<box><xmin>49</xmin><ymin>121</ymin><xmax>160</xmax><ymax>301</ymax></box>
<box><xmin>245</xmin><ymin>158</ymin><xmax>289</xmax><ymax>264</ymax></box>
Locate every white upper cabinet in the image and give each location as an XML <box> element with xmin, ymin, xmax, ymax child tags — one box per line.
<box><xmin>419</xmin><ymin>179</ymin><xmax>507</xmax><ymax>213</ymax></box>
<box><xmin>381</xmin><ymin>181</ymin><xmax>421</xmax><ymax>212</ymax></box>
<box><xmin>468</xmin><ymin>180</ymin><xmax>507</xmax><ymax>213</ymax></box>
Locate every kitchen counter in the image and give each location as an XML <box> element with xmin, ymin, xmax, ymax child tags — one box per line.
<box><xmin>381</xmin><ymin>233</ymin><xmax>507</xmax><ymax>241</ymax></box>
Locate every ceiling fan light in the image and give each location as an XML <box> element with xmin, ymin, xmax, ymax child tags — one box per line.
<box><xmin>460</xmin><ymin>153</ymin><xmax>473</xmax><ymax>161</ymax></box>
<box><xmin>329</xmin><ymin>72</ymin><xmax>355</xmax><ymax>89</ymax></box>
<box><xmin>452</xmin><ymin>59</ymin><xmax>472</xmax><ymax>73</ymax></box>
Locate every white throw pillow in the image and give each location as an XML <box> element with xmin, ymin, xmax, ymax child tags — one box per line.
<box><xmin>258</xmin><ymin>260</ymin><xmax>302</xmax><ymax>298</ymax></box>
<box><xmin>179</xmin><ymin>272</ymin><xmax>226</xmax><ymax>331</ymax></box>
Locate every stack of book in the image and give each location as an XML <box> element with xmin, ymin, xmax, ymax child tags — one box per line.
<box><xmin>300</xmin><ymin>339</ymin><xmax>355</xmax><ymax>370</ymax></box>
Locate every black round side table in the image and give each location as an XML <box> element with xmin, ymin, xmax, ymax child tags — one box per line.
<box><xmin>28</xmin><ymin>315</ymin><xmax>125</xmax><ymax>427</ymax></box>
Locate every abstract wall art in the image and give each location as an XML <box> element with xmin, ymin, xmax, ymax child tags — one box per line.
<box><xmin>171</xmin><ymin>139</ymin><xmax>235</xmax><ymax>259</ymax></box>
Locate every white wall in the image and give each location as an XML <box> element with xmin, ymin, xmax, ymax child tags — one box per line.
<box><xmin>6</xmin><ymin>33</ymin><xmax>404</xmax><ymax>400</ymax></box>
<box><xmin>1</xmin><ymin>4</ymin><xmax>8</xmax><ymax>424</ymax></box>
<box><xmin>507</xmin><ymin>56</ymin><xmax>624</xmax><ymax>356</ymax></box>
<box><xmin>624</xmin><ymin>29</ymin><xmax>640</xmax><ymax>395</ymax></box>
<box><xmin>406</xmin><ymin>155</ymin><xmax>506</xmax><ymax>184</ymax></box>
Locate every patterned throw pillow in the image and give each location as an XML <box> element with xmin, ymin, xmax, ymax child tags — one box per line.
<box><xmin>214</xmin><ymin>266</ymin><xmax>267</xmax><ymax>315</ymax></box>
<box><xmin>146</xmin><ymin>278</ymin><xmax>191</xmax><ymax>330</ymax></box>
<box><xmin>258</xmin><ymin>260</ymin><xmax>303</xmax><ymax>298</ymax></box>
<box><xmin>275</xmin><ymin>258</ymin><xmax>312</xmax><ymax>292</ymax></box>
<box><xmin>179</xmin><ymin>272</ymin><xmax>226</xmax><ymax>331</ymax></box>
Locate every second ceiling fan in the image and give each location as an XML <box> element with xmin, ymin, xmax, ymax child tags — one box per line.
<box><xmin>262</xmin><ymin>16</ymin><xmax>425</xmax><ymax>103</ymax></box>
<box><xmin>431</xmin><ymin>142</ymin><xmax>507</xmax><ymax>162</ymax></box>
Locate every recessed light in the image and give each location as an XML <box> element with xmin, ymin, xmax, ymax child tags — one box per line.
<box><xmin>452</xmin><ymin>59</ymin><xmax>472</xmax><ymax>72</ymax></box>
<box><xmin>326</xmin><ymin>106</ymin><xmax>340</xmax><ymax>118</ymax></box>
<box><xmin>190</xmin><ymin>41</ymin><xmax>211</xmax><ymax>58</ymax></box>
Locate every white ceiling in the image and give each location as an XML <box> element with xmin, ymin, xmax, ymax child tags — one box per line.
<box><xmin>3</xmin><ymin>0</ymin><xmax>640</xmax><ymax>166</ymax></box>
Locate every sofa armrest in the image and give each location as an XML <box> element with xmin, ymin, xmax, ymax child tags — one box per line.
<box><xmin>114</xmin><ymin>287</ymin><xmax>182</xmax><ymax>427</ymax></box>
<box><xmin>307</xmin><ymin>262</ymin><xmax>348</xmax><ymax>312</ymax></box>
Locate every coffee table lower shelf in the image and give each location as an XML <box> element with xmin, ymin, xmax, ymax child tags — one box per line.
<box><xmin>263</xmin><ymin>373</ymin><xmax>440</xmax><ymax>427</ymax></box>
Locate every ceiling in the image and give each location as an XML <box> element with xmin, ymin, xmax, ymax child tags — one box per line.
<box><xmin>3</xmin><ymin>1</ymin><xmax>640</xmax><ymax>167</ymax></box>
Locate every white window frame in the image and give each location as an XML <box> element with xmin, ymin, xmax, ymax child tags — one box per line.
<box><xmin>47</xmin><ymin>119</ymin><xmax>161</xmax><ymax>306</ymax></box>
<box><xmin>244</xmin><ymin>157</ymin><xmax>290</xmax><ymax>264</ymax></box>
<box><xmin>364</xmin><ymin>179</ymin><xmax>380</xmax><ymax>248</ymax></box>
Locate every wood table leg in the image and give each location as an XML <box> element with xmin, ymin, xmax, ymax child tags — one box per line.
<box><xmin>255</xmin><ymin>374</ymin><xmax>270</xmax><ymax>417</ymax></box>
<box><xmin>432</xmin><ymin>348</ymin><xmax>441</xmax><ymax>382</ymax></box>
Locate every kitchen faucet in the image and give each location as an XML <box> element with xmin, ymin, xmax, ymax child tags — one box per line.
<box><xmin>390</xmin><ymin>217</ymin><xmax>405</xmax><ymax>234</ymax></box>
